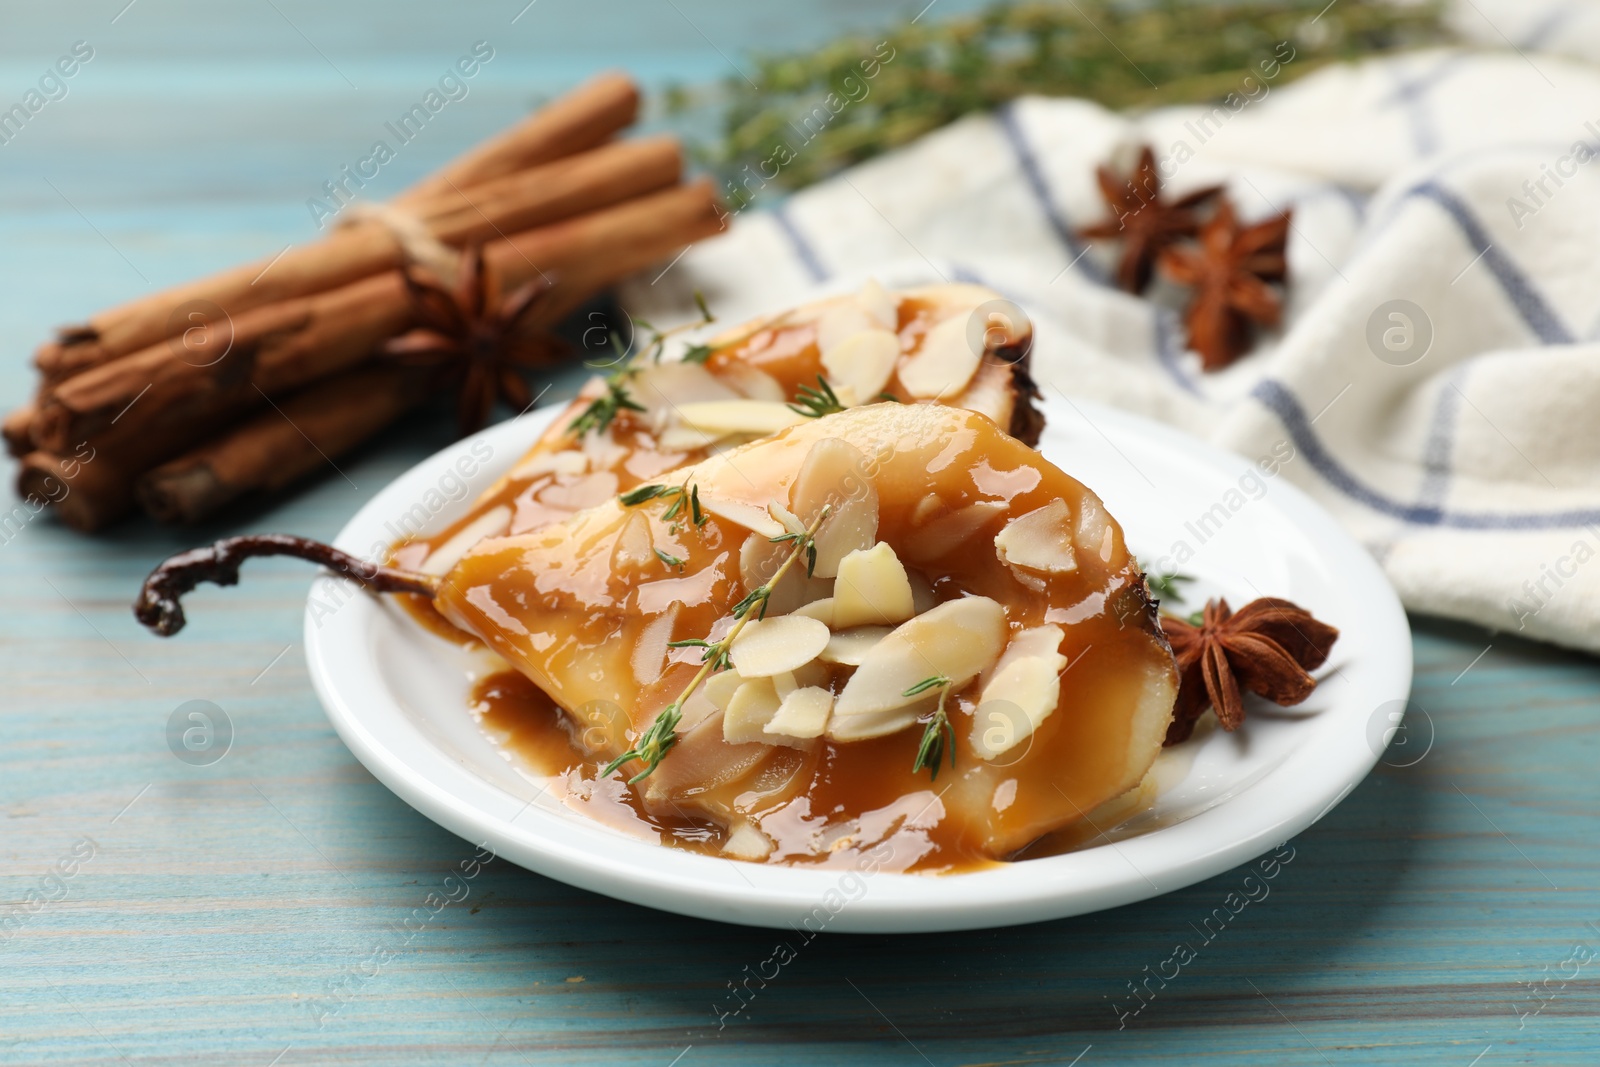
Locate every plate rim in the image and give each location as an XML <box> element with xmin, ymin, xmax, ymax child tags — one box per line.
<box><xmin>305</xmin><ymin>397</ymin><xmax>1412</xmax><ymax>932</ymax></box>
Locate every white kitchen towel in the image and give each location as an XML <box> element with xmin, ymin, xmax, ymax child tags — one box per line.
<box><xmin>620</xmin><ymin>12</ymin><xmax>1600</xmax><ymax>654</ymax></box>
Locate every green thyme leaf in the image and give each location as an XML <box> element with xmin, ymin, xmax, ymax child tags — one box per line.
<box><xmin>906</xmin><ymin>677</ymin><xmax>955</xmax><ymax>780</ymax></box>
<box><xmin>903</xmin><ymin>675</ymin><xmax>952</xmax><ymax>698</ymax></box>
<box><xmin>602</xmin><ymin>703</ymin><xmax>683</xmax><ymax>784</ymax></box>
<box><xmin>1145</xmin><ymin>569</ymin><xmax>1194</xmax><ymax>604</ymax></box>
<box><xmin>681</xmin><ymin>0</ymin><xmax>1449</xmax><ymax>195</ymax></box>
<box><xmin>571</xmin><ymin>375</ymin><xmax>645</xmax><ymax>437</ymax></box>
<box><xmin>788</xmin><ymin>375</ymin><xmax>845</xmax><ymax>419</ymax></box>
<box><xmin>621</xmin><ymin>483</ymin><xmax>674</xmax><ymax>506</ymax></box>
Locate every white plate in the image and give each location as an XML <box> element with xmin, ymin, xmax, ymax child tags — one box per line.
<box><xmin>305</xmin><ymin>395</ymin><xmax>1411</xmax><ymax>933</ymax></box>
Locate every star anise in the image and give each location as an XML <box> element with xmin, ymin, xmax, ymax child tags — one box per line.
<box><xmin>1078</xmin><ymin>146</ymin><xmax>1222</xmax><ymax>294</ymax></box>
<box><xmin>1158</xmin><ymin>199</ymin><xmax>1291</xmax><ymax>371</ymax></box>
<box><xmin>384</xmin><ymin>244</ymin><xmax>565</xmax><ymax>435</ymax></box>
<box><xmin>1160</xmin><ymin>597</ymin><xmax>1339</xmax><ymax>746</ymax></box>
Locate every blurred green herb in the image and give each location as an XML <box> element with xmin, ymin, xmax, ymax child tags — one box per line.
<box><xmin>1145</xmin><ymin>568</ymin><xmax>1193</xmax><ymax>604</ymax></box>
<box><xmin>570</xmin><ymin>374</ymin><xmax>645</xmax><ymax>437</ymax></box>
<box><xmin>671</xmin><ymin>0</ymin><xmax>1447</xmax><ymax>193</ymax></box>
<box><xmin>788</xmin><ymin>375</ymin><xmax>846</xmax><ymax>419</ymax></box>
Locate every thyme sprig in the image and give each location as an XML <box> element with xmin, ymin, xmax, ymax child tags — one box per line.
<box><xmin>673</xmin><ymin>0</ymin><xmax>1448</xmax><ymax>193</ymax></box>
<box><xmin>788</xmin><ymin>375</ymin><xmax>845</xmax><ymax>419</ymax></box>
<box><xmin>601</xmin><ymin>705</ymin><xmax>682</xmax><ymax>786</ymax></box>
<box><xmin>770</xmin><ymin>527</ymin><xmax>818</xmax><ymax>580</ymax></box>
<box><xmin>602</xmin><ymin>504</ymin><xmax>832</xmax><ymax>784</ymax></box>
<box><xmin>906</xmin><ymin>676</ymin><xmax>955</xmax><ymax>781</ymax></box>
<box><xmin>589</xmin><ymin>291</ymin><xmax>716</xmax><ymax>371</ymax></box>
<box><xmin>620</xmin><ymin>483</ymin><xmax>678</xmax><ymax>506</ymax></box>
<box><xmin>628</xmin><ymin>290</ymin><xmax>716</xmax><ymax>365</ymax></box>
<box><xmin>620</xmin><ymin>481</ymin><xmax>707</xmax><ymax>530</ymax></box>
<box><xmin>572</xmin><ymin>292</ymin><xmax>718</xmax><ymax>438</ymax></box>
<box><xmin>570</xmin><ymin>373</ymin><xmax>645</xmax><ymax>437</ymax></box>
<box><xmin>1145</xmin><ymin>569</ymin><xmax>1194</xmax><ymax>605</ymax></box>
<box><xmin>665</xmin><ymin>637</ymin><xmax>732</xmax><ymax>672</ymax></box>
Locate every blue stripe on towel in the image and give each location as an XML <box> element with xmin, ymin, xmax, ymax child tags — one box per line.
<box><xmin>1523</xmin><ymin>2</ymin><xmax>1578</xmax><ymax>50</ymax></box>
<box><xmin>1153</xmin><ymin>308</ymin><xmax>1203</xmax><ymax>397</ymax></box>
<box><xmin>1416</xmin><ymin>368</ymin><xmax>1467</xmax><ymax>510</ymax></box>
<box><xmin>1410</xmin><ymin>181</ymin><xmax>1573</xmax><ymax>344</ymax></box>
<box><xmin>1379</xmin><ymin>55</ymin><xmax>1464</xmax><ymax>158</ymax></box>
<box><xmin>996</xmin><ymin>103</ymin><xmax>1107</xmax><ymax>287</ymax></box>
<box><xmin>1252</xmin><ymin>379</ymin><xmax>1600</xmax><ymax>529</ymax></box>
<box><xmin>771</xmin><ymin>203</ymin><xmax>829</xmax><ymax>282</ymax></box>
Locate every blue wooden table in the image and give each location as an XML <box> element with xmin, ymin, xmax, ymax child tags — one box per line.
<box><xmin>3</xmin><ymin>3</ymin><xmax>1598</xmax><ymax>1064</ymax></box>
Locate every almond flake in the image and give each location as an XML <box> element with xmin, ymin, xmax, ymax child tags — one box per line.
<box><xmin>995</xmin><ymin>499</ymin><xmax>1077</xmax><ymax>574</ymax></box>
<box><xmin>972</xmin><ymin>625</ymin><xmax>1068</xmax><ymax>760</ymax></box>
<box><xmin>655</xmin><ymin>423</ymin><xmax>725</xmax><ymax>452</ymax></box>
<box><xmin>509</xmin><ymin>448</ymin><xmax>589</xmax><ymax>482</ymax></box>
<box><xmin>722</xmin><ymin>819</ymin><xmax>774</xmax><ymax>860</ymax></box>
<box><xmin>766</xmin><ymin>686</ymin><xmax>833</xmax><ymax>739</ymax></box>
<box><xmin>767</xmin><ymin>502</ymin><xmax>806</xmax><ymax>536</ymax></box>
<box><xmin>700</xmin><ymin>494</ymin><xmax>785</xmax><ymax>538</ymax></box>
<box><xmin>703</xmin><ymin>669</ymin><xmax>745</xmax><ymax>711</ymax></box>
<box><xmin>792</xmin><ymin>597</ymin><xmax>835</xmax><ymax>627</ymax></box>
<box><xmin>832</xmin><ymin>542</ymin><xmax>916</xmax><ymax>629</ymax></box>
<box><xmin>723</xmin><ymin>677</ymin><xmax>782</xmax><ymax>744</ymax></box>
<box><xmin>611</xmin><ymin>510</ymin><xmax>655</xmax><ymax>573</ymax></box>
<box><xmin>1074</xmin><ymin>494</ymin><xmax>1117</xmax><ymax>563</ymax></box>
<box><xmin>729</xmin><ymin>615</ymin><xmax>831</xmax><ymax>678</ymax></box>
<box><xmin>789</xmin><ymin>438</ymin><xmax>879</xmax><ymax>578</ymax></box>
<box><xmin>740</xmin><ymin>533</ymin><xmax>830</xmax><ymax>616</ymax></box>
<box><xmin>675</xmin><ymin>399</ymin><xmax>803</xmax><ymax>437</ymax></box>
<box><xmin>821</xmin><ymin>329</ymin><xmax>899</xmax><ymax>407</ymax></box>
<box><xmin>858</xmin><ymin>278</ymin><xmax>899</xmax><ymax>330</ymax></box>
<box><xmin>634</xmin><ymin>361</ymin><xmax>740</xmax><ymax>413</ymax></box>
<box><xmin>903</xmin><ymin>500</ymin><xmax>1007</xmax><ymax>562</ymax></box>
<box><xmin>421</xmin><ymin>505</ymin><xmax>510</xmax><ymax>576</ymax></box>
<box><xmin>631</xmin><ymin>604</ymin><xmax>680</xmax><ymax>687</ymax></box>
<box><xmin>717</xmin><ymin>362</ymin><xmax>787</xmax><ymax>403</ymax></box>
<box><xmin>898</xmin><ymin>315</ymin><xmax>980</xmax><ymax>398</ymax></box>
<box><xmin>829</xmin><ymin>596</ymin><xmax>1007</xmax><ymax>740</ymax></box>
<box><xmin>816</xmin><ymin>302</ymin><xmax>878</xmax><ymax>355</ymax></box>
<box><xmin>818</xmin><ymin>626</ymin><xmax>893</xmax><ymax>666</ymax></box>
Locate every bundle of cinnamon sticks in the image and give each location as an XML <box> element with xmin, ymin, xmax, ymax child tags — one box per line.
<box><xmin>3</xmin><ymin>72</ymin><xmax>725</xmax><ymax>530</ymax></box>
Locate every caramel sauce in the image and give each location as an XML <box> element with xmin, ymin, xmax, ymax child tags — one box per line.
<box><xmin>378</xmin><ymin>293</ymin><xmax>1175</xmax><ymax>873</ymax></box>
<box><xmin>391</xmin><ymin>297</ymin><xmax>962</xmax><ymax>645</ymax></box>
<box><xmin>402</xmin><ymin>297</ymin><xmax>950</xmax><ymax>562</ymax></box>
<box><xmin>471</xmin><ymin>661</ymin><xmax>1184</xmax><ymax>871</ymax></box>
<box><xmin>434</xmin><ymin>405</ymin><xmax>1178</xmax><ymax>873</ymax></box>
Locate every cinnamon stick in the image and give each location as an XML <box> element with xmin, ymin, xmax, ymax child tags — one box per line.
<box><xmin>425</xmin><ymin>135</ymin><xmax>680</xmax><ymax>244</ymax></box>
<box><xmin>34</xmin><ymin>135</ymin><xmax>679</xmax><ymax>385</ymax></box>
<box><xmin>393</xmin><ymin>71</ymin><xmax>638</xmax><ymax>207</ymax></box>
<box><xmin>34</xmin><ymin>179</ymin><xmax>726</xmax><ymax>454</ymax></box>
<box><xmin>15</xmin><ymin>387</ymin><xmax>265</xmax><ymax>530</ymax></box>
<box><xmin>137</xmin><ymin>362</ymin><xmax>431</xmax><ymax>524</ymax></box>
<box><xmin>17</xmin><ymin>448</ymin><xmax>138</xmax><ymax>534</ymax></box>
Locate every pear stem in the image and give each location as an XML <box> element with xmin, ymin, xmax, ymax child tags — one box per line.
<box><xmin>134</xmin><ymin>533</ymin><xmax>439</xmax><ymax>637</ymax></box>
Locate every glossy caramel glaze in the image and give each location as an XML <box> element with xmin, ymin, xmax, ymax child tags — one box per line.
<box><xmin>435</xmin><ymin>404</ymin><xmax>1178</xmax><ymax>872</ymax></box>
<box><xmin>397</xmin><ymin>284</ymin><xmax>1035</xmax><ymax>586</ymax></box>
<box><xmin>472</xmin><ymin>664</ymin><xmax>1198</xmax><ymax>870</ymax></box>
